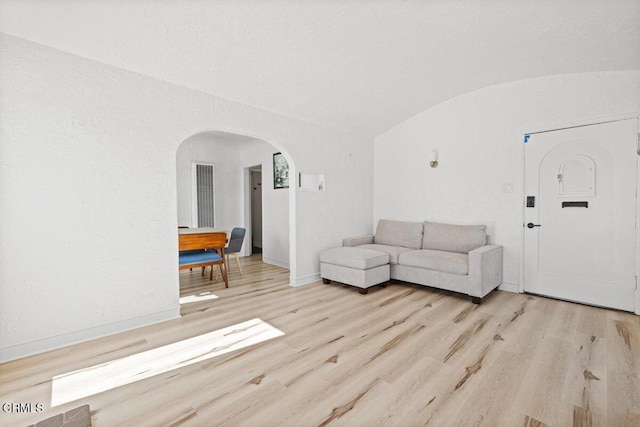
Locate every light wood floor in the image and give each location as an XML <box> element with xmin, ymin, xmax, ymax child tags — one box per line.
<box><xmin>1</xmin><ymin>254</ymin><xmax>639</xmax><ymax>426</ymax></box>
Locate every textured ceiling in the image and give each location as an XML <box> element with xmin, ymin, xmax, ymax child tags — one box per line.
<box><xmin>1</xmin><ymin>0</ymin><xmax>639</xmax><ymax>138</ymax></box>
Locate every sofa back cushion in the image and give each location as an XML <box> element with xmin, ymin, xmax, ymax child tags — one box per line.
<box><xmin>422</xmin><ymin>221</ymin><xmax>486</xmax><ymax>254</ymax></box>
<box><xmin>374</xmin><ymin>220</ymin><xmax>424</xmax><ymax>249</ymax></box>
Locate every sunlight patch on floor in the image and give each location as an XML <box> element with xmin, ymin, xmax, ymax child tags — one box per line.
<box><xmin>179</xmin><ymin>292</ymin><xmax>219</xmax><ymax>304</ymax></box>
<box><xmin>51</xmin><ymin>318</ymin><xmax>284</xmax><ymax>407</ymax></box>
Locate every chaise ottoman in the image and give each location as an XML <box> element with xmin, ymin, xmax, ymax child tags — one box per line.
<box><xmin>319</xmin><ymin>246</ymin><xmax>390</xmax><ymax>294</ymax></box>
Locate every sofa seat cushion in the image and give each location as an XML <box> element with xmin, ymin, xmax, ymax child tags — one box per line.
<box><xmin>374</xmin><ymin>219</ymin><xmax>424</xmax><ymax>249</ymax></box>
<box><xmin>320</xmin><ymin>246</ymin><xmax>389</xmax><ymax>270</ymax></box>
<box><xmin>357</xmin><ymin>244</ymin><xmax>413</xmax><ymax>264</ymax></box>
<box><xmin>422</xmin><ymin>221</ymin><xmax>486</xmax><ymax>254</ymax></box>
<box><xmin>398</xmin><ymin>249</ymin><xmax>469</xmax><ymax>275</ymax></box>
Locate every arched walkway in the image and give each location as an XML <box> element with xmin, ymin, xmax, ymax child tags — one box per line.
<box><xmin>175</xmin><ymin>130</ymin><xmax>296</xmax><ymax>292</ymax></box>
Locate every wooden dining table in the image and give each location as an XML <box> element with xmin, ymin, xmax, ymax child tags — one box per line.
<box><xmin>178</xmin><ymin>227</ymin><xmax>230</xmax><ymax>239</ymax></box>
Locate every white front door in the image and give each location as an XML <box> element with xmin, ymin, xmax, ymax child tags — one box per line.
<box><xmin>524</xmin><ymin>119</ymin><xmax>638</xmax><ymax>312</ymax></box>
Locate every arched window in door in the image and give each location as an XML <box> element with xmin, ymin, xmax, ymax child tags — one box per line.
<box><xmin>557</xmin><ymin>154</ymin><xmax>596</xmax><ymax>197</ymax></box>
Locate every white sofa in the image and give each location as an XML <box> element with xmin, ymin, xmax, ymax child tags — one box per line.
<box><xmin>343</xmin><ymin>219</ymin><xmax>503</xmax><ymax>303</ymax></box>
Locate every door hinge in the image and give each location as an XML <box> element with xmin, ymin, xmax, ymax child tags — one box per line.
<box><xmin>635</xmin><ymin>276</ymin><xmax>638</xmax><ymax>291</ymax></box>
<box><xmin>637</xmin><ymin>133</ymin><xmax>640</xmax><ymax>155</ymax></box>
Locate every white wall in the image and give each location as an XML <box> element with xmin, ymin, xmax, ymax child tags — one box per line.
<box><xmin>0</xmin><ymin>34</ymin><xmax>373</xmax><ymax>362</ymax></box>
<box><xmin>374</xmin><ymin>71</ymin><xmax>640</xmax><ymax>290</ymax></box>
<box><xmin>176</xmin><ymin>133</ymin><xmax>239</xmax><ymax>229</ymax></box>
<box><xmin>175</xmin><ymin>133</ymin><xmax>289</xmax><ymax>267</ymax></box>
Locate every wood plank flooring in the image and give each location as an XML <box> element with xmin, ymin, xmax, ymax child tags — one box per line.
<box><xmin>1</xmin><ymin>254</ymin><xmax>639</xmax><ymax>426</ymax></box>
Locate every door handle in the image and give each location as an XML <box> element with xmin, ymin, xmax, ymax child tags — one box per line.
<box><xmin>527</xmin><ymin>223</ymin><xmax>541</xmax><ymax>229</ymax></box>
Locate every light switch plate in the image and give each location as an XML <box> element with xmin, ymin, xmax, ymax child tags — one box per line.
<box><xmin>502</xmin><ymin>182</ymin><xmax>514</xmax><ymax>193</ymax></box>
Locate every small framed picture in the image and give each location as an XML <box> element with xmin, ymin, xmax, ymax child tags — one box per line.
<box><xmin>273</xmin><ymin>152</ymin><xmax>289</xmax><ymax>189</ymax></box>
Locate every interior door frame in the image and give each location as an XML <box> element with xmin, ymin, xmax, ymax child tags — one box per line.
<box><xmin>244</xmin><ymin>164</ymin><xmax>263</xmax><ymax>258</ymax></box>
<box><xmin>519</xmin><ymin>113</ymin><xmax>640</xmax><ymax>315</ymax></box>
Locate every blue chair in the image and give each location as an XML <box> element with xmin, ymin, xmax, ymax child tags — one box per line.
<box><xmin>178</xmin><ymin>232</ymin><xmax>228</xmax><ymax>288</ymax></box>
<box><xmin>225</xmin><ymin>227</ymin><xmax>246</xmax><ymax>275</ymax></box>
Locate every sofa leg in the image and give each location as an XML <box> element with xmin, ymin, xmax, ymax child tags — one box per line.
<box><xmin>471</xmin><ymin>296</ymin><xmax>482</xmax><ymax>304</ymax></box>
<box><xmin>359</xmin><ymin>288</ymin><xmax>369</xmax><ymax>295</ymax></box>
<box><xmin>322</xmin><ymin>278</ymin><xmax>331</xmax><ymax>284</ymax></box>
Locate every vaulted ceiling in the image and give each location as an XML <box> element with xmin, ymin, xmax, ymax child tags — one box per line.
<box><xmin>1</xmin><ymin>0</ymin><xmax>638</xmax><ymax>138</ymax></box>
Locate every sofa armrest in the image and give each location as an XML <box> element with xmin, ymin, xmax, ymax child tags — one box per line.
<box><xmin>468</xmin><ymin>244</ymin><xmax>503</xmax><ymax>298</ymax></box>
<box><xmin>343</xmin><ymin>235</ymin><xmax>374</xmax><ymax>247</ymax></box>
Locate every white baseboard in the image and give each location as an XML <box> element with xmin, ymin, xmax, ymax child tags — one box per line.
<box><xmin>290</xmin><ymin>272</ymin><xmax>321</xmax><ymax>287</ymax></box>
<box><xmin>0</xmin><ymin>306</ymin><xmax>180</xmax><ymax>363</ymax></box>
<box><xmin>262</xmin><ymin>256</ymin><xmax>289</xmax><ymax>269</ymax></box>
<box><xmin>288</xmin><ymin>276</ymin><xmax>523</xmax><ymax>291</ymax></box>
<box><xmin>498</xmin><ymin>281</ymin><xmax>520</xmax><ymax>293</ymax></box>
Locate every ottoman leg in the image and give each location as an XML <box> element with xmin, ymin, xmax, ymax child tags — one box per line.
<box><xmin>322</xmin><ymin>278</ymin><xmax>331</xmax><ymax>284</ymax></box>
<box><xmin>359</xmin><ymin>288</ymin><xmax>368</xmax><ymax>295</ymax></box>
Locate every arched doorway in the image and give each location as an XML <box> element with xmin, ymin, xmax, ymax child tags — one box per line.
<box><xmin>175</xmin><ymin>130</ymin><xmax>295</xmax><ymax>293</ymax></box>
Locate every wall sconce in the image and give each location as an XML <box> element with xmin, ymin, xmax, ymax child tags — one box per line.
<box><xmin>429</xmin><ymin>150</ymin><xmax>438</xmax><ymax>168</ymax></box>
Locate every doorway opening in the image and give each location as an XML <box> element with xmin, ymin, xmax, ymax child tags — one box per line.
<box><xmin>248</xmin><ymin>165</ymin><xmax>263</xmax><ymax>254</ymax></box>
<box><xmin>176</xmin><ymin>130</ymin><xmax>295</xmax><ymax>303</ymax></box>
